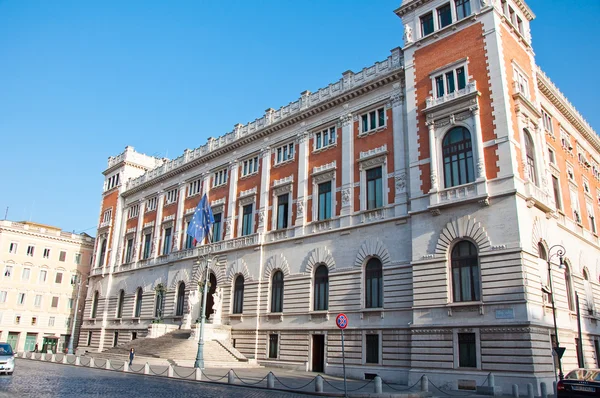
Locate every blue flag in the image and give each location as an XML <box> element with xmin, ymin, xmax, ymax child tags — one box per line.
<box><xmin>187</xmin><ymin>193</ymin><xmax>215</xmax><ymax>244</ymax></box>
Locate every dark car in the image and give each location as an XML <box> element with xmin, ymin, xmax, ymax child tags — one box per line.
<box><xmin>558</xmin><ymin>369</ymin><xmax>600</xmax><ymax>398</ymax></box>
<box><xmin>0</xmin><ymin>343</ymin><xmax>15</xmax><ymax>375</ymax></box>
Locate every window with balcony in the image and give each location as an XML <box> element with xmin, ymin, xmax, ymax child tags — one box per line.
<box><xmin>184</xmin><ymin>221</ymin><xmax>195</xmax><ymax>249</ymax></box>
<box><xmin>213</xmin><ymin>169</ymin><xmax>228</xmax><ymax>187</ymax></box>
<box><xmin>26</xmin><ymin>245</ymin><xmax>34</xmax><ymax>257</ymax></box>
<box><xmin>524</xmin><ymin>130</ymin><xmax>538</xmax><ymax>186</ymax></box>
<box><xmin>561</xmin><ymin>129</ymin><xmax>572</xmax><ymax>152</ymax></box>
<box><xmin>165</xmin><ymin>188</ymin><xmax>178</xmax><ymax>205</ymax></box>
<box><xmin>315</xmin><ymin>126</ymin><xmax>336</xmax><ymax>150</ymax></box>
<box><xmin>442</xmin><ymin>127</ymin><xmax>474</xmax><ymax>188</ymax></box>
<box><xmin>233</xmin><ymin>276</ymin><xmax>244</xmax><ymax>314</ymax></box>
<box><xmin>420</xmin><ymin>11</ymin><xmax>434</xmax><ymax>36</ymax></box>
<box><xmin>360</xmin><ymin>107</ymin><xmax>386</xmax><ymax>134</ymax></box>
<box><xmin>212</xmin><ymin>213</ymin><xmax>222</xmax><ymax>242</ymax></box>
<box><xmin>318</xmin><ymin>181</ymin><xmax>332</xmax><ymax>220</ymax></box>
<box><xmin>455</xmin><ymin>0</ymin><xmax>471</xmax><ymax>20</ymax></box>
<box><xmin>270</xmin><ymin>271</ymin><xmax>284</xmax><ymax>313</ymax></box>
<box><xmin>146</xmin><ymin>197</ymin><xmax>158</xmax><ymax>212</ymax></box>
<box><xmin>365</xmin><ymin>258</ymin><xmax>383</xmax><ymax>308</ymax></box>
<box><xmin>143</xmin><ymin>233</ymin><xmax>152</xmax><ymax>259</ymax></box>
<box><xmin>451</xmin><ymin>240</ymin><xmax>480</xmax><ymax>302</ymax></box>
<box><xmin>437</xmin><ymin>3</ymin><xmax>452</xmax><ymax>29</ymax></box>
<box><xmin>162</xmin><ymin>228</ymin><xmax>172</xmax><ymax>255</ymax></box>
<box><xmin>125</xmin><ymin>239</ymin><xmax>134</xmax><ymax>263</ymax></box>
<box><xmin>242</xmin><ymin>204</ymin><xmax>253</xmax><ymax>236</ymax></box>
<box><xmin>275</xmin><ymin>143</ymin><xmax>295</xmax><ymax>165</ymax></box>
<box><xmin>242</xmin><ymin>156</ymin><xmax>259</xmax><ymax>177</ymax></box>
<box><xmin>366</xmin><ymin>167</ymin><xmax>383</xmax><ymax>210</ymax></box>
<box><xmin>276</xmin><ymin>194</ymin><xmax>289</xmax><ymax>230</ymax></box>
<box><xmin>513</xmin><ymin>67</ymin><xmax>529</xmax><ymax>98</ymax></box>
<box><xmin>434</xmin><ymin>66</ymin><xmax>466</xmax><ymax>98</ymax></box>
<box><xmin>8</xmin><ymin>242</ymin><xmax>17</xmax><ymax>254</ymax></box>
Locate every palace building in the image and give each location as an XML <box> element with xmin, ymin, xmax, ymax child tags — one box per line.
<box><xmin>81</xmin><ymin>0</ymin><xmax>600</xmax><ymax>391</ymax></box>
<box><xmin>0</xmin><ymin>220</ymin><xmax>94</xmax><ymax>353</ymax></box>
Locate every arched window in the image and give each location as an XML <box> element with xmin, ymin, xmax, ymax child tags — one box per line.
<box><xmin>134</xmin><ymin>288</ymin><xmax>143</xmax><ymax>317</ymax></box>
<box><xmin>155</xmin><ymin>287</ymin><xmax>164</xmax><ymax>318</ymax></box>
<box><xmin>442</xmin><ymin>126</ymin><xmax>475</xmax><ymax>188</ymax></box>
<box><xmin>314</xmin><ymin>265</ymin><xmax>329</xmax><ymax>311</ymax></box>
<box><xmin>117</xmin><ymin>290</ymin><xmax>124</xmax><ymax>318</ymax></box>
<box><xmin>271</xmin><ymin>271</ymin><xmax>284</xmax><ymax>313</ymax></box>
<box><xmin>451</xmin><ymin>241</ymin><xmax>480</xmax><ymax>302</ymax></box>
<box><xmin>564</xmin><ymin>263</ymin><xmax>575</xmax><ymax>312</ymax></box>
<box><xmin>538</xmin><ymin>243</ymin><xmax>551</xmax><ymax>303</ymax></box>
<box><xmin>91</xmin><ymin>291</ymin><xmax>99</xmax><ymax>318</ymax></box>
<box><xmin>524</xmin><ymin>129</ymin><xmax>537</xmax><ymax>185</ymax></box>
<box><xmin>176</xmin><ymin>283</ymin><xmax>185</xmax><ymax>316</ymax></box>
<box><xmin>233</xmin><ymin>276</ymin><xmax>244</xmax><ymax>314</ymax></box>
<box><xmin>365</xmin><ymin>258</ymin><xmax>383</xmax><ymax>308</ymax></box>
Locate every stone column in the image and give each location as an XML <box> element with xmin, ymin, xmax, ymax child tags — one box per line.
<box><xmin>427</xmin><ymin>120</ymin><xmax>439</xmax><ymax>192</ymax></box>
<box><xmin>225</xmin><ymin>161</ymin><xmax>239</xmax><ymax>240</ymax></box>
<box><xmin>152</xmin><ymin>192</ymin><xmax>165</xmax><ymax>259</ymax></box>
<box><xmin>257</xmin><ymin>147</ymin><xmax>271</xmax><ymax>238</ymax></box>
<box><xmin>471</xmin><ymin>106</ymin><xmax>487</xmax><ymax>181</ymax></box>
<box><xmin>295</xmin><ymin>132</ymin><xmax>309</xmax><ymax>234</ymax></box>
<box><xmin>133</xmin><ymin>200</ymin><xmax>145</xmax><ymax>263</ymax></box>
<box><xmin>174</xmin><ymin>182</ymin><xmax>186</xmax><ymax>251</ymax></box>
<box><xmin>391</xmin><ymin>83</ymin><xmax>408</xmax><ymax>216</ymax></box>
<box><xmin>339</xmin><ymin>111</ymin><xmax>354</xmax><ymax>227</ymax></box>
<box><xmin>109</xmin><ymin>197</ymin><xmax>127</xmax><ymax>270</ymax></box>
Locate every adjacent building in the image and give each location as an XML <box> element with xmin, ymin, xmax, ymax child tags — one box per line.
<box><xmin>0</xmin><ymin>220</ymin><xmax>94</xmax><ymax>353</ymax></box>
<box><xmin>82</xmin><ymin>0</ymin><xmax>600</xmax><ymax>391</ymax></box>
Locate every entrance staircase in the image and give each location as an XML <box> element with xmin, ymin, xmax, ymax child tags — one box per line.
<box><xmin>94</xmin><ymin>329</ymin><xmax>257</xmax><ymax>368</ymax></box>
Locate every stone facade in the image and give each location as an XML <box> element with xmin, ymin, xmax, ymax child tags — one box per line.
<box><xmin>82</xmin><ymin>0</ymin><xmax>600</xmax><ymax>392</ymax></box>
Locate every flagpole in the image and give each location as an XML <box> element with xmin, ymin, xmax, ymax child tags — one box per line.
<box><xmin>194</xmin><ymin>197</ymin><xmax>214</xmax><ymax>369</ymax></box>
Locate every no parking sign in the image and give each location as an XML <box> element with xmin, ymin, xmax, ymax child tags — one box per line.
<box><xmin>335</xmin><ymin>313</ymin><xmax>348</xmax><ymax>329</ymax></box>
<box><xmin>335</xmin><ymin>313</ymin><xmax>349</xmax><ymax>397</ymax></box>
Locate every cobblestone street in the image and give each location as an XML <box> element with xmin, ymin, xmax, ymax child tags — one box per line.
<box><xmin>0</xmin><ymin>359</ymin><xmax>317</xmax><ymax>398</ymax></box>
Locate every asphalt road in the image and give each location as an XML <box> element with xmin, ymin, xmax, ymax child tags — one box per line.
<box><xmin>0</xmin><ymin>359</ymin><xmax>317</xmax><ymax>398</ymax></box>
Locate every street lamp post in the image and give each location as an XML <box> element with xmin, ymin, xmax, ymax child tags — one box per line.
<box><xmin>67</xmin><ymin>273</ymin><xmax>84</xmax><ymax>355</ymax></box>
<box><xmin>194</xmin><ymin>253</ymin><xmax>211</xmax><ymax>369</ymax></box>
<box><xmin>547</xmin><ymin>244</ymin><xmax>566</xmax><ymax>380</ymax></box>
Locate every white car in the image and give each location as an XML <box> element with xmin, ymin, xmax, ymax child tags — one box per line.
<box><xmin>0</xmin><ymin>343</ymin><xmax>15</xmax><ymax>375</ymax></box>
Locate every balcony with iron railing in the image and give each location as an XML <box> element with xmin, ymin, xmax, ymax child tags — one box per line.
<box><xmin>426</xmin><ymin>81</ymin><xmax>477</xmax><ymax>110</ymax></box>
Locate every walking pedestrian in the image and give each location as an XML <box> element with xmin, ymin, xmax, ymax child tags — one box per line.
<box><xmin>34</xmin><ymin>343</ymin><xmax>39</xmax><ymax>353</ymax></box>
<box><xmin>129</xmin><ymin>348</ymin><xmax>135</xmax><ymax>366</ymax></box>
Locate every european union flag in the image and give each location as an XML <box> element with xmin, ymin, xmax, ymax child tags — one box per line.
<box><xmin>187</xmin><ymin>193</ymin><xmax>215</xmax><ymax>245</ymax></box>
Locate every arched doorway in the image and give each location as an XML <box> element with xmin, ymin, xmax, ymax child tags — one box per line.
<box><xmin>206</xmin><ymin>273</ymin><xmax>217</xmax><ymax>320</ymax></box>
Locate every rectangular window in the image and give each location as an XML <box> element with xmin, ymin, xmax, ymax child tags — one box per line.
<box><xmin>315</xmin><ymin>126</ymin><xmax>337</xmax><ymax>150</ymax></box>
<box><xmin>27</xmin><ymin>245</ymin><xmax>35</xmax><ymax>256</ymax></box>
<box><xmin>212</xmin><ymin>213</ymin><xmax>222</xmax><ymax>242</ymax></box>
<box><xmin>22</xmin><ymin>268</ymin><xmax>30</xmax><ymax>281</ymax></box>
<box><xmin>143</xmin><ymin>233</ymin><xmax>152</xmax><ymax>259</ymax></box>
<box><xmin>435</xmin><ymin>75</ymin><xmax>445</xmax><ymax>97</ymax></box>
<box><xmin>421</xmin><ymin>11</ymin><xmax>434</xmax><ymax>36</ymax></box>
<box><xmin>48</xmin><ymin>316</ymin><xmax>55</xmax><ymax>327</ymax></box>
<box><xmin>548</xmin><ymin>148</ymin><xmax>556</xmax><ymax>165</ymax></box>
<box><xmin>242</xmin><ymin>156</ymin><xmax>259</xmax><ymax>177</ymax></box>
<box><xmin>513</xmin><ymin>68</ymin><xmax>529</xmax><ymax>98</ymax></box>
<box><xmin>8</xmin><ymin>242</ymin><xmax>17</xmax><ymax>254</ymax></box>
<box><xmin>561</xmin><ymin>129</ymin><xmax>572</xmax><ymax>151</ymax></box>
<box><xmin>0</xmin><ymin>291</ymin><xmax>6</xmax><ymax>303</ymax></box>
<box><xmin>68</xmin><ymin>298</ymin><xmax>74</xmax><ymax>309</ymax></box>
<box><xmin>51</xmin><ymin>296</ymin><xmax>59</xmax><ymax>308</ymax></box>
<box><xmin>4</xmin><ymin>265</ymin><xmax>12</xmax><ymax>277</ymax></box>
<box><xmin>361</xmin><ymin>107</ymin><xmax>386</xmax><ymax>134</ymax></box>
<box><xmin>165</xmin><ymin>188</ymin><xmax>178</xmax><ymax>205</ymax></box>
<box><xmin>434</xmin><ymin>66</ymin><xmax>466</xmax><ymax>98</ymax></box>
<box><xmin>15</xmin><ymin>315</ymin><xmax>21</xmax><ymax>324</ymax></box>
<box><xmin>571</xmin><ymin>189</ymin><xmax>581</xmax><ymax>223</ymax></box>
<box><xmin>458</xmin><ymin>333</ymin><xmax>477</xmax><ymax>367</ymax></box>
<box><xmin>55</xmin><ymin>272</ymin><xmax>63</xmax><ymax>284</ymax></box>
<box><xmin>146</xmin><ymin>197</ymin><xmax>158</xmax><ymax>212</ymax></box>
<box><xmin>508</xmin><ymin>6</ymin><xmax>516</xmax><ymax>25</ymax></box>
<box><xmin>552</xmin><ymin>176</ymin><xmax>562</xmax><ymax>211</ymax></box>
<box><xmin>31</xmin><ymin>317</ymin><xmax>37</xmax><ymax>326</ymax></box>
<box><xmin>366</xmin><ymin>167</ymin><xmax>383</xmax><ymax>210</ymax></box>
<box><xmin>445</xmin><ymin>71</ymin><xmax>455</xmax><ymax>94</ymax></box>
<box><xmin>185</xmin><ymin>222</ymin><xmax>195</xmax><ymax>248</ymax></box>
<box><xmin>43</xmin><ymin>248</ymin><xmax>50</xmax><ymax>258</ymax></box>
<box><xmin>125</xmin><ymin>239</ymin><xmax>134</xmax><ymax>263</ymax></box>
<box><xmin>87</xmin><ymin>332</ymin><xmax>92</xmax><ymax>346</ymax></box>
<box><xmin>456</xmin><ymin>67</ymin><xmax>466</xmax><ymax>90</ymax></box>
<box><xmin>275</xmin><ymin>143</ymin><xmax>295</xmax><ymax>165</ymax></box>
<box><xmin>318</xmin><ymin>181</ymin><xmax>332</xmax><ymax>220</ymax></box>
<box><xmin>70</xmin><ymin>274</ymin><xmax>77</xmax><ymax>285</ymax></box>
<box><xmin>366</xmin><ymin>334</ymin><xmax>380</xmax><ymax>364</ymax></box>
<box><xmin>34</xmin><ymin>295</ymin><xmax>42</xmax><ymax>307</ymax></box>
<box><xmin>102</xmin><ymin>209</ymin><xmax>112</xmax><ymax>224</ymax></box>
<box><xmin>59</xmin><ymin>251</ymin><xmax>66</xmax><ymax>262</ymax></box>
<box><xmin>66</xmin><ymin>318</ymin><xmax>71</xmax><ymax>327</ymax></box>
<box><xmin>242</xmin><ymin>204</ymin><xmax>253</xmax><ymax>236</ymax></box>
<box><xmin>105</xmin><ymin>173</ymin><xmax>120</xmax><ymax>191</ymax></box>
<box><xmin>516</xmin><ymin>16</ymin><xmax>523</xmax><ymax>34</ymax></box>
<box><xmin>213</xmin><ymin>169</ymin><xmax>228</xmax><ymax>187</ymax></box>
<box><xmin>17</xmin><ymin>293</ymin><xmax>25</xmax><ymax>305</ymax></box>
<box><xmin>163</xmin><ymin>228</ymin><xmax>172</xmax><ymax>255</ymax></box>
<box><xmin>127</xmin><ymin>204</ymin><xmax>140</xmax><ymax>218</ymax></box>
<box><xmin>587</xmin><ymin>202</ymin><xmax>597</xmax><ymax>234</ymax></box>
<box><xmin>188</xmin><ymin>178</ymin><xmax>202</xmax><ymax>197</ymax></box>
<box><xmin>437</xmin><ymin>3</ymin><xmax>452</xmax><ymax>29</ymax></box>
<box><xmin>277</xmin><ymin>194</ymin><xmax>289</xmax><ymax>230</ymax></box>
<box><xmin>455</xmin><ymin>0</ymin><xmax>471</xmax><ymax>20</ymax></box>
<box><xmin>75</xmin><ymin>253</ymin><xmax>81</xmax><ymax>265</ymax></box>
<box><xmin>268</xmin><ymin>334</ymin><xmax>278</xmax><ymax>359</ymax></box>
<box><xmin>39</xmin><ymin>270</ymin><xmax>47</xmax><ymax>283</ymax></box>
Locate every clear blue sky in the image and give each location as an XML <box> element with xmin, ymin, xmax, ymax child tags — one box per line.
<box><xmin>0</xmin><ymin>0</ymin><xmax>598</xmax><ymax>235</ymax></box>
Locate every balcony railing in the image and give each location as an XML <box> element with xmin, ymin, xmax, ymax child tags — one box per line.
<box><xmin>524</xmin><ymin>181</ymin><xmax>553</xmax><ymax>213</ymax></box>
<box><xmin>426</xmin><ymin>81</ymin><xmax>477</xmax><ymax>109</ymax></box>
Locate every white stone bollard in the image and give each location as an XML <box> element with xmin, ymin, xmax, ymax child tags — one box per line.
<box><xmin>315</xmin><ymin>375</ymin><xmax>323</xmax><ymax>393</ymax></box>
<box><xmin>106</xmin><ymin>359</ymin><xmax>111</xmax><ymax>370</ymax></box>
<box><xmin>421</xmin><ymin>375</ymin><xmax>429</xmax><ymax>392</ymax></box>
<box><xmin>168</xmin><ymin>364</ymin><xmax>174</xmax><ymax>378</ymax></box>
<box><xmin>374</xmin><ymin>376</ymin><xmax>383</xmax><ymax>394</ymax></box>
<box><xmin>124</xmin><ymin>361</ymin><xmax>129</xmax><ymax>372</ymax></box>
<box><xmin>489</xmin><ymin>374</ymin><xmax>495</xmax><ymax>387</ymax></box>
<box><xmin>51</xmin><ymin>354</ymin><xmax>56</xmax><ymax>362</ymax></box>
<box><xmin>89</xmin><ymin>357</ymin><xmax>95</xmax><ymax>368</ymax></box>
<box><xmin>63</xmin><ymin>355</ymin><xmax>68</xmax><ymax>364</ymax></box>
<box><xmin>195</xmin><ymin>368</ymin><xmax>202</xmax><ymax>381</ymax></box>
<box><xmin>228</xmin><ymin>369</ymin><xmax>235</xmax><ymax>384</ymax></box>
<box><xmin>512</xmin><ymin>384</ymin><xmax>519</xmax><ymax>398</ymax></box>
<box><xmin>540</xmin><ymin>382</ymin><xmax>548</xmax><ymax>398</ymax></box>
<box><xmin>41</xmin><ymin>353</ymin><xmax>46</xmax><ymax>361</ymax></box>
<box><xmin>527</xmin><ymin>383</ymin><xmax>534</xmax><ymax>398</ymax></box>
<box><xmin>267</xmin><ymin>372</ymin><xmax>275</xmax><ymax>389</ymax></box>
<box><xmin>75</xmin><ymin>356</ymin><xmax>81</xmax><ymax>366</ymax></box>
<box><xmin>144</xmin><ymin>363</ymin><xmax>150</xmax><ymax>375</ymax></box>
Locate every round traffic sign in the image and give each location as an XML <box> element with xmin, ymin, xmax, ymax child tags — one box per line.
<box><xmin>336</xmin><ymin>313</ymin><xmax>348</xmax><ymax>329</ymax></box>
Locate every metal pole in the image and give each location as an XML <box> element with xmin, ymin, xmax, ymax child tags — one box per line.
<box><xmin>67</xmin><ymin>275</ymin><xmax>83</xmax><ymax>355</ymax></box>
<box><xmin>194</xmin><ymin>257</ymin><xmax>211</xmax><ymax>368</ymax></box>
<box><xmin>341</xmin><ymin>329</ymin><xmax>348</xmax><ymax>398</ymax></box>
<box><xmin>547</xmin><ymin>245</ymin><xmax>565</xmax><ymax>380</ymax></box>
<box><xmin>576</xmin><ymin>292</ymin><xmax>584</xmax><ymax>368</ymax></box>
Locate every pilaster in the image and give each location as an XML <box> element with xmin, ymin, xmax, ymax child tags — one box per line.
<box><xmin>174</xmin><ymin>182</ymin><xmax>186</xmax><ymax>251</ymax></box>
<box><xmin>471</xmin><ymin>106</ymin><xmax>487</xmax><ymax>181</ymax></box>
<box><xmin>295</xmin><ymin>132</ymin><xmax>309</xmax><ymax>234</ymax></box>
<box><xmin>391</xmin><ymin>83</ymin><xmax>408</xmax><ymax>216</ymax></box>
<box><xmin>258</xmin><ymin>148</ymin><xmax>271</xmax><ymax>238</ymax></box>
<box><xmin>133</xmin><ymin>199</ymin><xmax>145</xmax><ymax>263</ymax></box>
<box><xmin>225</xmin><ymin>160</ymin><xmax>239</xmax><ymax>240</ymax></box>
<box><xmin>339</xmin><ymin>110</ymin><xmax>354</xmax><ymax>227</ymax></box>
<box><xmin>427</xmin><ymin>120</ymin><xmax>439</xmax><ymax>192</ymax></box>
<box><xmin>152</xmin><ymin>192</ymin><xmax>165</xmax><ymax>259</ymax></box>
